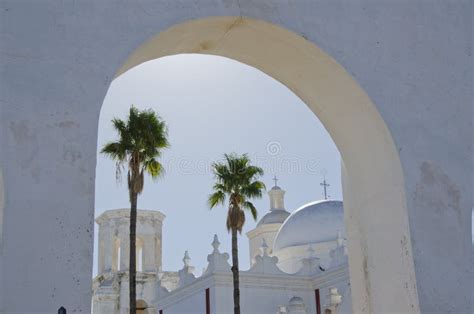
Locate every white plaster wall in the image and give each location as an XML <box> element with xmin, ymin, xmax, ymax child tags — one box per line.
<box><xmin>0</xmin><ymin>1</ymin><xmax>471</xmax><ymax>313</ymax></box>
<box><xmin>335</xmin><ymin>281</ymin><xmax>353</xmax><ymax>314</ymax></box>
<box><xmin>0</xmin><ymin>168</ymin><xmax>4</xmax><ymax>312</ymax></box>
<box><xmin>240</xmin><ymin>286</ymin><xmax>316</xmax><ymax>314</ymax></box>
<box><xmin>160</xmin><ymin>289</ymin><xmax>207</xmax><ymax>314</ymax></box>
<box><xmin>247</xmin><ymin>224</ymin><xmax>280</xmax><ymax>264</ymax></box>
<box><xmin>175</xmin><ymin>276</ymin><xmax>316</xmax><ymax>314</ymax></box>
<box><xmin>155</xmin><ymin>264</ymin><xmax>350</xmax><ymax>314</ymax></box>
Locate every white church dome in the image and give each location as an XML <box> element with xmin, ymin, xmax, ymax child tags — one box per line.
<box><xmin>273</xmin><ymin>200</ymin><xmax>345</xmax><ymax>251</ymax></box>
<box><xmin>257</xmin><ymin>209</ymin><xmax>290</xmax><ymax>226</ymax></box>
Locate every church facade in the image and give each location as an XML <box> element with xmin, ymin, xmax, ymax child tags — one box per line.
<box><xmin>92</xmin><ymin>184</ymin><xmax>351</xmax><ymax>313</ymax></box>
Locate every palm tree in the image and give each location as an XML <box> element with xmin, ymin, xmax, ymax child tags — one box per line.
<box><xmin>208</xmin><ymin>153</ymin><xmax>265</xmax><ymax>314</ymax></box>
<box><xmin>101</xmin><ymin>106</ymin><xmax>169</xmax><ymax>314</ymax></box>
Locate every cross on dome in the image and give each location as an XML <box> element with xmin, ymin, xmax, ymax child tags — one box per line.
<box><xmin>273</xmin><ymin>175</ymin><xmax>279</xmax><ymax>187</ymax></box>
<box><xmin>320</xmin><ymin>176</ymin><xmax>330</xmax><ymax>200</ymax></box>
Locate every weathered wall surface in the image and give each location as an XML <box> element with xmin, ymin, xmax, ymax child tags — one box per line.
<box><xmin>0</xmin><ymin>0</ymin><xmax>471</xmax><ymax>313</ymax></box>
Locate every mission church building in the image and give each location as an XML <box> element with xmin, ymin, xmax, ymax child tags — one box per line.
<box><xmin>92</xmin><ymin>182</ymin><xmax>351</xmax><ymax>314</ymax></box>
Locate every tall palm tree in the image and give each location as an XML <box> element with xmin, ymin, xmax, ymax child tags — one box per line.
<box><xmin>208</xmin><ymin>153</ymin><xmax>265</xmax><ymax>314</ymax></box>
<box><xmin>101</xmin><ymin>106</ymin><xmax>169</xmax><ymax>314</ymax></box>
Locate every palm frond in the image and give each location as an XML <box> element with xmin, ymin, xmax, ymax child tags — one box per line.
<box><xmin>241</xmin><ymin>180</ymin><xmax>266</xmax><ymax>198</ymax></box>
<box><xmin>115</xmin><ymin>162</ymin><xmax>125</xmax><ymax>183</ymax></box>
<box><xmin>242</xmin><ymin>201</ymin><xmax>258</xmax><ymax>221</ymax></box>
<box><xmin>101</xmin><ymin>106</ymin><xmax>169</xmax><ymax>192</ymax></box>
<box><xmin>208</xmin><ymin>191</ymin><xmax>226</xmax><ymax>208</ymax></box>
<box><xmin>144</xmin><ymin>158</ymin><xmax>164</xmax><ymax>179</ymax></box>
<box><xmin>101</xmin><ymin>142</ymin><xmax>127</xmax><ymax>161</ymax></box>
<box><xmin>111</xmin><ymin>118</ymin><xmax>128</xmax><ymax>140</ymax></box>
<box><xmin>209</xmin><ymin>153</ymin><xmax>265</xmax><ymax>233</ymax></box>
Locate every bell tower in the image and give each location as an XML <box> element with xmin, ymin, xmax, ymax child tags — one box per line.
<box><xmin>246</xmin><ymin>179</ymin><xmax>290</xmax><ymax>265</ymax></box>
<box><xmin>95</xmin><ymin>208</ymin><xmax>165</xmax><ymax>274</ymax></box>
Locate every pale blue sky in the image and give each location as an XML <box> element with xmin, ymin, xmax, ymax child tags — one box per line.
<box><xmin>94</xmin><ymin>54</ymin><xmax>341</xmax><ymax>276</ymax></box>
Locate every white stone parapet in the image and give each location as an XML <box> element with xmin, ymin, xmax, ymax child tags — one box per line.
<box><xmin>203</xmin><ymin>234</ymin><xmax>231</xmax><ymax>275</ymax></box>
<box><xmin>178</xmin><ymin>251</ymin><xmax>196</xmax><ymax>288</ymax></box>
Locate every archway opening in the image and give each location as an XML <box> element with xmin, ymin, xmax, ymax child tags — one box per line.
<box><xmin>94</xmin><ymin>16</ymin><xmax>419</xmax><ymax>313</ymax></box>
<box><xmin>94</xmin><ymin>52</ymin><xmax>346</xmax><ymax>313</ymax></box>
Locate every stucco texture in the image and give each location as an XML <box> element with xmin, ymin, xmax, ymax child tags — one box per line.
<box><xmin>0</xmin><ymin>1</ymin><xmax>472</xmax><ymax>313</ymax></box>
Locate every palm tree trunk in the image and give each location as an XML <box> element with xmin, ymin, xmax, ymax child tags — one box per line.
<box><xmin>129</xmin><ymin>190</ymin><xmax>137</xmax><ymax>314</ymax></box>
<box><xmin>231</xmin><ymin>228</ymin><xmax>241</xmax><ymax>314</ymax></box>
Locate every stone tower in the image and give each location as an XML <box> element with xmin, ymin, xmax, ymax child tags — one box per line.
<box><xmin>93</xmin><ymin>209</ymin><xmax>165</xmax><ymax>313</ymax></box>
<box><xmin>96</xmin><ymin>208</ymin><xmax>165</xmax><ymax>274</ymax></box>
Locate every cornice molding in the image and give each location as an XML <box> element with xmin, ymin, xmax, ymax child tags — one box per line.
<box><xmin>246</xmin><ymin>223</ymin><xmax>282</xmax><ymax>238</ymax></box>
<box><xmin>96</xmin><ymin>208</ymin><xmax>166</xmax><ymax>225</ymax></box>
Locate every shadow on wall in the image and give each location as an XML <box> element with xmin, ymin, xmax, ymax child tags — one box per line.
<box><xmin>0</xmin><ymin>167</ymin><xmax>4</xmax><ymax>312</ymax></box>
<box><xmin>0</xmin><ymin>167</ymin><xmax>4</xmax><ymax>253</ymax></box>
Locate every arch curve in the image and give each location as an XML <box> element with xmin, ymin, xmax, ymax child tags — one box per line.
<box><xmin>114</xmin><ymin>17</ymin><xmax>419</xmax><ymax>313</ymax></box>
<box><xmin>0</xmin><ymin>167</ymin><xmax>4</xmax><ymax>311</ymax></box>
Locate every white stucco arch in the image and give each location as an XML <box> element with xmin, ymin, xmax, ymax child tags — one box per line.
<box><xmin>112</xmin><ymin>17</ymin><xmax>419</xmax><ymax>313</ymax></box>
<box><xmin>3</xmin><ymin>2</ymin><xmax>470</xmax><ymax>313</ymax></box>
<box><xmin>0</xmin><ymin>167</ymin><xmax>4</xmax><ymax>312</ymax></box>
<box><xmin>0</xmin><ymin>167</ymin><xmax>4</xmax><ymax>250</ymax></box>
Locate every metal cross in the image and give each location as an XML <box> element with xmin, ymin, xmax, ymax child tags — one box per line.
<box><xmin>273</xmin><ymin>175</ymin><xmax>278</xmax><ymax>187</ymax></box>
<box><xmin>320</xmin><ymin>176</ymin><xmax>330</xmax><ymax>200</ymax></box>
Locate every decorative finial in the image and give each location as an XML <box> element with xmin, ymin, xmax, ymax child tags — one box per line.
<box><xmin>320</xmin><ymin>176</ymin><xmax>330</xmax><ymax>200</ymax></box>
<box><xmin>183</xmin><ymin>250</ymin><xmax>191</xmax><ymax>267</ymax></box>
<box><xmin>273</xmin><ymin>175</ymin><xmax>279</xmax><ymax>187</ymax></box>
<box><xmin>212</xmin><ymin>234</ymin><xmax>220</xmax><ymax>252</ymax></box>
<box><xmin>260</xmin><ymin>238</ymin><xmax>270</xmax><ymax>256</ymax></box>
